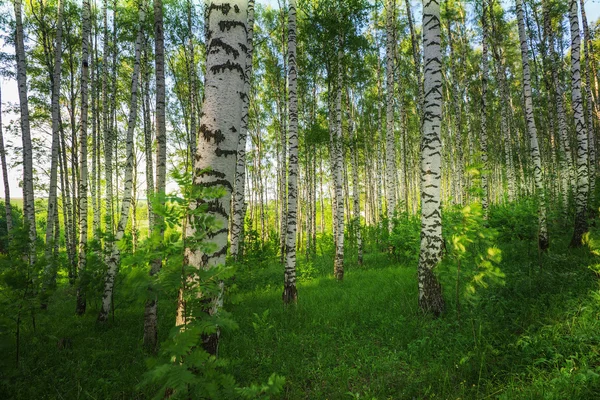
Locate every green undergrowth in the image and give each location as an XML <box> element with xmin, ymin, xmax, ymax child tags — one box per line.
<box><xmin>2</xmin><ymin>200</ymin><xmax>600</xmax><ymax>399</ymax></box>
<box><xmin>222</xmin><ymin>211</ymin><xmax>600</xmax><ymax>399</ymax></box>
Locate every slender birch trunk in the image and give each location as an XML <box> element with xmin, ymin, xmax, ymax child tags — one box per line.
<box><xmin>348</xmin><ymin>90</ymin><xmax>363</xmax><ymax>265</ymax></box>
<box><xmin>179</xmin><ymin>1</ymin><xmax>248</xmax><ymax>355</ymax></box>
<box><xmin>516</xmin><ymin>0</ymin><xmax>549</xmax><ymax>251</ymax></box>
<box><xmin>0</xmin><ymin>87</ymin><xmax>12</xmax><ymax>235</ymax></box>
<box><xmin>569</xmin><ymin>0</ymin><xmax>589</xmax><ymax>247</ymax></box>
<box><xmin>543</xmin><ymin>0</ymin><xmax>572</xmax><ymax>213</ymax></box>
<box><xmin>98</xmin><ymin>4</ymin><xmax>146</xmax><ymax>322</ymax></box>
<box><xmin>481</xmin><ymin>0</ymin><xmax>490</xmax><ymax>217</ymax></box>
<box><xmin>385</xmin><ymin>0</ymin><xmax>397</xmax><ymax>224</ymax></box>
<box><xmin>580</xmin><ymin>0</ymin><xmax>596</xmax><ymax>203</ymax></box>
<box><xmin>42</xmin><ymin>0</ymin><xmax>64</xmax><ymax>300</ymax></box>
<box><xmin>13</xmin><ymin>0</ymin><xmax>37</xmax><ymax>263</ymax></box>
<box><xmin>333</xmin><ymin>43</ymin><xmax>345</xmax><ymax>281</ymax></box>
<box><xmin>231</xmin><ymin>0</ymin><xmax>255</xmax><ymax>260</ymax></box>
<box><xmin>142</xmin><ymin>43</ymin><xmax>154</xmax><ymax>232</ymax></box>
<box><xmin>143</xmin><ymin>0</ymin><xmax>166</xmax><ymax>349</ymax></box>
<box><xmin>283</xmin><ymin>0</ymin><xmax>298</xmax><ymax>303</ymax></box>
<box><xmin>75</xmin><ymin>0</ymin><xmax>92</xmax><ymax>315</ymax></box>
<box><xmin>102</xmin><ymin>0</ymin><xmax>114</xmax><ymax>239</ymax></box>
<box><xmin>418</xmin><ymin>0</ymin><xmax>445</xmax><ymax>316</ymax></box>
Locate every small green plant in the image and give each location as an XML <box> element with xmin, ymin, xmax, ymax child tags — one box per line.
<box><xmin>138</xmin><ymin>171</ymin><xmax>284</xmax><ymax>399</ymax></box>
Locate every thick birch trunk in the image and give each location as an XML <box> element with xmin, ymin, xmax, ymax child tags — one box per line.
<box><xmin>180</xmin><ymin>1</ymin><xmax>248</xmax><ymax>355</ymax></box>
<box><xmin>516</xmin><ymin>0</ymin><xmax>549</xmax><ymax>251</ymax></box>
<box><xmin>231</xmin><ymin>0</ymin><xmax>255</xmax><ymax>260</ymax></box>
<box><xmin>283</xmin><ymin>0</ymin><xmax>298</xmax><ymax>303</ymax></box>
<box><xmin>569</xmin><ymin>0</ymin><xmax>589</xmax><ymax>247</ymax></box>
<box><xmin>98</xmin><ymin>5</ymin><xmax>145</xmax><ymax>322</ymax></box>
<box><xmin>418</xmin><ymin>0</ymin><xmax>445</xmax><ymax>316</ymax></box>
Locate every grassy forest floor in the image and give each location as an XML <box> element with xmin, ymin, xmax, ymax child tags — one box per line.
<box><xmin>2</xmin><ymin>201</ymin><xmax>600</xmax><ymax>399</ymax></box>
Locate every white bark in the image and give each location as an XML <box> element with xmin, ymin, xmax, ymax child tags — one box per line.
<box><xmin>516</xmin><ymin>0</ymin><xmax>549</xmax><ymax>250</ymax></box>
<box><xmin>481</xmin><ymin>0</ymin><xmax>490</xmax><ymax>217</ymax></box>
<box><xmin>569</xmin><ymin>0</ymin><xmax>589</xmax><ymax>247</ymax></box>
<box><xmin>418</xmin><ymin>0</ymin><xmax>445</xmax><ymax>315</ymax></box>
<box><xmin>75</xmin><ymin>0</ymin><xmax>92</xmax><ymax>315</ymax></box>
<box><xmin>231</xmin><ymin>0</ymin><xmax>255</xmax><ymax>260</ymax></box>
<box><xmin>385</xmin><ymin>0</ymin><xmax>397</xmax><ymax>224</ymax></box>
<box><xmin>42</xmin><ymin>0</ymin><xmax>65</xmax><ymax>297</ymax></box>
<box><xmin>333</xmin><ymin>44</ymin><xmax>345</xmax><ymax>281</ymax></box>
<box><xmin>13</xmin><ymin>0</ymin><xmax>37</xmax><ymax>263</ymax></box>
<box><xmin>0</xmin><ymin>87</ymin><xmax>12</xmax><ymax>235</ymax></box>
<box><xmin>181</xmin><ymin>1</ymin><xmax>248</xmax><ymax>355</ymax></box>
<box><xmin>283</xmin><ymin>0</ymin><xmax>298</xmax><ymax>303</ymax></box>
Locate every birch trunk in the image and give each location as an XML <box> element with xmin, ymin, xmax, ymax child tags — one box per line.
<box><xmin>543</xmin><ymin>0</ymin><xmax>572</xmax><ymax>213</ymax></box>
<box><xmin>0</xmin><ymin>87</ymin><xmax>12</xmax><ymax>235</ymax></box>
<box><xmin>333</xmin><ymin>44</ymin><xmax>345</xmax><ymax>281</ymax></box>
<box><xmin>481</xmin><ymin>0</ymin><xmax>490</xmax><ymax>218</ymax></box>
<box><xmin>13</xmin><ymin>0</ymin><xmax>37</xmax><ymax>263</ymax></box>
<box><xmin>42</xmin><ymin>0</ymin><xmax>64</xmax><ymax>299</ymax></box>
<box><xmin>418</xmin><ymin>0</ymin><xmax>445</xmax><ymax>316</ymax></box>
<box><xmin>580</xmin><ymin>0</ymin><xmax>596</xmax><ymax>202</ymax></box>
<box><xmin>98</xmin><ymin>5</ymin><xmax>145</xmax><ymax>322</ymax></box>
<box><xmin>231</xmin><ymin>0</ymin><xmax>255</xmax><ymax>260</ymax></box>
<box><xmin>102</xmin><ymin>0</ymin><xmax>114</xmax><ymax>239</ymax></box>
<box><xmin>143</xmin><ymin>0</ymin><xmax>167</xmax><ymax>349</ymax></box>
<box><xmin>385</xmin><ymin>0</ymin><xmax>397</xmax><ymax>224</ymax></box>
<box><xmin>283</xmin><ymin>0</ymin><xmax>298</xmax><ymax>303</ymax></box>
<box><xmin>516</xmin><ymin>0</ymin><xmax>549</xmax><ymax>251</ymax></box>
<box><xmin>179</xmin><ymin>1</ymin><xmax>248</xmax><ymax>355</ymax></box>
<box><xmin>348</xmin><ymin>90</ymin><xmax>363</xmax><ymax>265</ymax></box>
<box><xmin>75</xmin><ymin>0</ymin><xmax>92</xmax><ymax>315</ymax></box>
<box><xmin>569</xmin><ymin>0</ymin><xmax>589</xmax><ymax>247</ymax></box>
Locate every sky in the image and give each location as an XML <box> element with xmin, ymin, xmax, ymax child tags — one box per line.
<box><xmin>1</xmin><ymin>0</ymin><xmax>600</xmax><ymax>199</ymax></box>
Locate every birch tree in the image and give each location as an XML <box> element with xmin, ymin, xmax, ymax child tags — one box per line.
<box><xmin>481</xmin><ymin>0</ymin><xmax>490</xmax><ymax>217</ymax></box>
<box><xmin>98</xmin><ymin>3</ymin><xmax>146</xmax><ymax>322</ymax></box>
<box><xmin>76</xmin><ymin>0</ymin><xmax>92</xmax><ymax>315</ymax></box>
<box><xmin>283</xmin><ymin>0</ymin><xmax>298</xmax><ymax>304</ymax></box>
<box><xmin>180</xmin><ymin>0</ymin><xmax>248</xmax><ymax>355</ymax></box>
<box><xmin>569</xmin><ymin>0</ymin><xmax>589</xmax><ymax>247</ymax></box>
<box><xmin>418</xmin><ymin>0</ymin><xmax>445</xmax><ymax>315</ymax></box>
<box><xmin>41</xmin><ymin>0</ymin><xmax>65</xmax><ymax>299</ymax></box>
<box><xmin>143</xmin><ymin>0</ymin><xmax>167</xmax><ymax>349</ymax></box>
<box><xmin>0</xmin><ymin>87</ymin><xmax>12</xmax><ymax>235</ymax></box>
<box><xmin>515</xmin><ymin>0</ymin><xmax>549</xmax><ymax>251</ymax></box>
<box><xmin>13</xmin><ymin>0</ymin><xmax>37</xmax><ymax>263</ymax></box>
<box><xmin>385</xmin><ymin>0</ymin><xmax>397</xmax><ymax>224</ymax></box>
<box><xmin>231</xmin><ymin>0</ymin><xmax>255</xmax><ymax>261</ymax></box>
